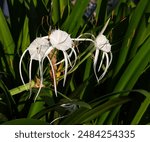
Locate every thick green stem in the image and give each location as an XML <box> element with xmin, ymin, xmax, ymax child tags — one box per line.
<box><xmin>9</xmin><ymin>81</ymin><xmax>35</xmax><ymax>96</ymax></box>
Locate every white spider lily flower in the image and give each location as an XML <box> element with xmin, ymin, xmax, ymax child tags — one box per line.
<box><xmin>47</xmin><ymin>29</ymin><xmax>77</xmax><ymax>86</ymax></box>
<box><xmin>19</xmin><ymin>36</ymin><xmax>57</xmax><ymax>100</ymax></box>
<box><xmin>93</xmin><ymin>19</ymin><xmax>112</xmax><ymax>82</ymax></box>
<box><xmin>72</xmin><ymin>18</ymin><xmax>112</xmax><ymax>82</ymax></box>
<box><xmin>94</xmin><ymin>34</ymin><xmax>112</xmax><ymax>82</ymax></box>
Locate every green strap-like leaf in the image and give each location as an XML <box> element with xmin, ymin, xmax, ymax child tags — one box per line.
<box><xmin>131</xmin><ymin>90</ymin><xmax>150</xmax><ymax>124</ymax></box>
<box><xmin>101</xmin><ymin>36</ymin><xmax>150</xmax><ymax>124</ymax></box>
<box><xmin>61</xmin><ymin>96</ymin><xmax>130</xmax><ymax>124</ymax></box>
<box><xmin>62</xmin><ymin>0</ymin><xmax>90</xmax><ymax>36</ymax></box>
<box><xmin>0</xmin><ymin>8</ymin><xmax>15</xmax><ymax>70</ymax></box>
<box><xmin>114</xmin><ymin>0</ymin><xmax>149</xmax><ymax>76</ymax></box>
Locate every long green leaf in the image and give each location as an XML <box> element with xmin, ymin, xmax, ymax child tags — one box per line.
<box><xmin>81</xmin><ymin>97</ymin><xmax>130</xmax><ymax>124</ymax></box>
<box><xmin>61</xmin><ymin>96</ymin><xmax>130</xmax><ymax>124</ymax></box>
<box><xmin>131</xmin><ymin>90</ymin><xmax>150</xmax><ymax>124</ymax></box>
<box><xmin>52</xmin><ymin>0</ymin><xmax>60</xmax><ymax>24</ymax></box>
<box><xmin>60</xmin><ymin>0</ymin><xmax>69</xmax><ymax>18</ymax></box>
<box><xmin>17</xmin><ymin>16</ymin><xmax>30</xmax><ymax>52</ymax></box>
<box><xmin>113</xmin><ymin>0</ymin><xmax>149</xmax><ymax>76</ymax></box>
<box><xmin>62</xmin><ymin>0</ymin><xmax>89</xmax><ymax>36</ymax></box>
<box><xmin>106</xmin><ymin>36</ymin><xmax>150</xmax><ymax>124</ymax></box>
<box><xmin>129</xmin><ymin>3</ymin><xmax>150</xmax><ymax>59</ymax></box>
<box><xmin>114</xmin><ymin>37</ymin><xmax>150</xmax><ymax>92</ymax></box>
<box><xmin>80</xmin><ymin>58</ymin><xmax>92</xmax><ymax>99</ymax></box>
<box><xmin>0</xmin><ymin>8</ymin><xmax>15</xmax><ymax>70</ymax></box>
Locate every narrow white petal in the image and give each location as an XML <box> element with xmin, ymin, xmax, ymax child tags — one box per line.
<box><xmin>29</xmin><ymin>57</ymin><xmax>33</xmax><ymax>98</ymax></box>
<box><xmin>67</xmin><ymin>53</ymin><xmax>73</xmax><ymax>67</ymax></box>
<box><xmin>98</xmin><ymin>52</ymin><xmax>109</xmax><ymax>82</ymax></box>
<box><xmin>98</xmin><ymin>52</ymin><xmax>105</xmax><ymax>72</ymax></box>
<box><xmin>34</xmin><ymin>55</ymin><xmax>43</xmax><ymax>101</ymax></box>
<box><xmin>69</xmin><ymin>47</ymin><xmax>77</xmax><ymax>71</ymax></box>
<box><xmin>46</xmin><ymin>55</ymin><xmax>57</xmax><ymax>97</ymax></box>
<box><xmin>55</xmin><ymin>49</ymin><xmax>73</xmax><ymax>66</ymax></box>
<box><xmin>72</xmin><ymin>33</ymin><xmax>95</xmax><ymax>41</ymax></box>
<box><xmin>108</xmin><ymin>51</ymin><xmax>113</xmax><ymax>67</ymax></box>
<box><xmin>93</xmin><ymin>49</ymin><xmax>100</xmax><ymax>82</ymax></box>
<box><xmin>44</xmin><ymin>46</ymin><xmax>54</xmax><ymax>58</ymax></box>
<box><xmin>55</xmin><ymin>59</ymin><xmax>64</xmax><ymax>66</ymax></box>
<box><xmin>50</xmin><ymin>115</ymin><xmax>66</xmax><ymax>125</ymax></box>
<box><xmin>100</xmin><ymin>18</ymin><xmax>110</xmax><ymax>35</ymax></box>
<box><xmin>63</xmin><ymin>51</ymin><xmax>68</xmax><ymax>86</ymax></box>
<box><xmin>43</xmin><ymin>47</ymin><xmax>57</xmax><ymax>96</ymax></box>
<box><xmin>19</xmin><ymin>49</ymin><xmax>29</xmax><ymax>90</ymax></box>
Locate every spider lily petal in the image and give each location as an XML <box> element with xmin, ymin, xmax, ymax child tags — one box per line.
<box><xmin>19</xmin><ymin>48</ymin><xmax>29</xmax><ymax>90</ymax></box>
<box><xmin>45</xmin><ymin>54</ymin><xmax>57</xmax><ymax>96</ymax></box>
<box><xmin>50</xmin><ymin>115</ymin><xmax>66</xmax><ymax>125</ymax></box>
<box><xmin>72</xmin><ymin>33</ymin><xmax>95</xmax><ymax>44</ymax></box>
<box><xmin>55</xmin><ymin>47</ymin><xmax>77</xmax><ymax>69</ymax></box>
<box><xmin>93</xmin><ymin>49</ymin><xmax>100</xmax><ymax>82</ymax></box>
<box><xmin>55</xmin><ymin>49</ymin><xmax>73</xmax><ymax>66</ymax></box>
<box><xmin>100</xmin><ymin>18</ymin><xmax>110</xmax><ymax>35</ymax></box>
<box><xmin>56</xmin><ymin>47</ymin><xmax>77</xmax><ymax>69</ymax></box>
<box><xmin>63</xmin><ymin>51</ymin><xmax>69</xmax><ymax>86</ymax></box>
<box><xmin>97</xmin><ymin>52</ymin><xmax>109</xmax><ymax>82</ymax></box>
<box><xmin>29</xmin><ymin>57</ymin><xmax>33</xmax><ymax>97</ymax></box>
<box><xmin>98</xmin><ymin>52</ymin><xmax>105</xmax><ymax>72</ymax></box>
<box><xmin>40</xmin><ymin>42</ymin><xmax>58</xmax><ymax>97</ymax></box>
<box><xmin>34</xmin><ymin>55</ymin><xmax>43</xmax><ymax>101</ymax></box>
<box><xmin>69</xmin><ymin>47</ymin><xmax>77</xmax><ymax>70</ymax></box>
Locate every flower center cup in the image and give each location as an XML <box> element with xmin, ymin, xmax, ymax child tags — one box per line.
<box><xmin>49</xmin><ymin>30</ymin><xmax>73</xmax><ymax>51</ymax></box>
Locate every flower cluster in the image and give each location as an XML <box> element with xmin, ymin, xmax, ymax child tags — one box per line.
<box><xmin>19</xmin><ymin>19</ymin><xmax>112</xmax><ymax>100</ymax></box>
